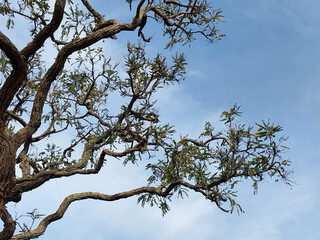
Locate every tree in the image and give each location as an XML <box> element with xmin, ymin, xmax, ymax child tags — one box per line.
<box><xmin>0</xmin><ymin>0</ymin><xmax>291</xmax><ymax>239</ymax></box>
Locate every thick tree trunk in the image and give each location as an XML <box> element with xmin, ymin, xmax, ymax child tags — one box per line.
<box><xmin>0</xmin><ymin>127</ymin><xmax>16</xmax><ymax>240</ymax></box>
<box><xmin>0</xmin><ymin>205</ymin><xmax>15</xmax><ymax>240</ymax></box>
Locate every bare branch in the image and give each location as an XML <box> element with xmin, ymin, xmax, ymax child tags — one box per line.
<box><xmin>0</xmin><ymin>31</ymin><xmax>27</xmax><ymax>116</ymax></box>
<box><xmin>0</xmin><ymin>31</ymin><xmax>22</xmax><ymax>68</ymax></box>
<box><xmin>11</xmin><ymin>186</ymin><xmax>165</xmax><ymax>240</ymax></box>
<box><xmin>81</xmin><ymin>0</ymin><xmax>104</xmax><ymax>23</ymax></box>
<box><xmin>20</xmin><ymin>0</ymin><xmax>67</xmax><ymax>58</ymax></box>
<box><xmin>5</xmin><ymin>111</ymin><xmax>27</xmax><ymax>127</ymax></box>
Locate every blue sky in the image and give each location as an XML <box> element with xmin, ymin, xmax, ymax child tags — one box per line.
<box><xmin>4</xmin><ymin>0</ymin><xmax>320</xmax><ymax>239</ymax></box>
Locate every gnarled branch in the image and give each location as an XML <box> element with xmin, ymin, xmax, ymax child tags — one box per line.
<box><xmin>11</xmin><ymin>186</ymin><xmax>166</xmax><ymax>240</ymax></box>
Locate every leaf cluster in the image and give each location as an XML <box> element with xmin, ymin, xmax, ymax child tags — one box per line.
<box><xmin>142</xmin><ymin>105</ymin><xmax>290</xmax><ymax>214</ymax></box>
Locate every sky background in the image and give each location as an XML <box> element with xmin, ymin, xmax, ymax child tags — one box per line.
<box><xmin>3</xmin><ymin>0</ymin><xmax>320</xmax><ymax>239</ymax></box>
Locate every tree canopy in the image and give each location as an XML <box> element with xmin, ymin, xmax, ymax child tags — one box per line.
<box><xmin>0</xmin><ymin>1</ymin><xmax>291</xmax><ymax>239</ymax></box>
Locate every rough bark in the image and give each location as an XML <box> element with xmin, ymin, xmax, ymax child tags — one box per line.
<box><xmin>0</xmin><ymin>132</ymin><xmax>16</xmax><ymax>240</ymax></box>
<box><xmin>0</xmin><ymin>206</ymin><xmax>15</xmax><ymax>240</ymax></box>
<box><xmin>0</xmin><ymin>137</ymin><xmax>15</xmax><ymax>201</ymax></box>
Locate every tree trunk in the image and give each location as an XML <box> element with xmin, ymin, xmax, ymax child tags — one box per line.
<box><xmin>0</xmin><ymin>205</ymin><xmax>15</xmax><ymax>240</ymax></box>
<box><xmin>0</xmin><ymin>127</ymin><xmax>16</xmax><ymax>240</ymax></box>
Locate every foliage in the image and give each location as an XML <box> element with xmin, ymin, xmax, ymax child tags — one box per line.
<box><xmin>142</xmin><ymin>105</ymin><xmax>290</xmax><ymax>214</ymax></box>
